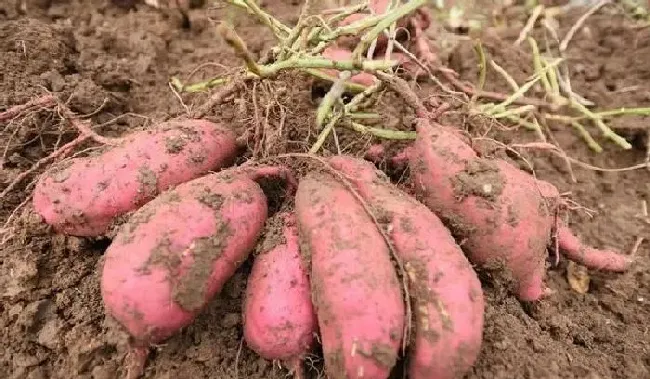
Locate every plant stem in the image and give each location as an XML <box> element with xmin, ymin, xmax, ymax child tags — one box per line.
<box><xmin>317</xmin><ymin>71</ymin><xmax>351</xmax><ymax>128</ymax></box>
<box><xmin>570</xmin><ymin>120</ymin><xmax>603</xmax><ymax>153</ymax></box>
<box><xmin>218</xmin><ymin>23</ymin><xmax>261</xmax><ymax>75</ymax></box>
<box><xmin>310</xmin><ymin>114</ymin><xmax>342</xmax><ymax>153</ymax></box>
<box><xmin>259</xmin><ymin>57</ymin><xmax>398</xmax><ymax>77</ymax></box>
<box><xmin>303</xmin><ymin>68</ymin><xmax>368</xmax><ymax>93</ymax></box>
<box><xmin>571</xmin><ymin>100</ymin><xmax>632</xmax><ymax>149</ymax></box>
<box><xmin>228</xmin><ymin>0</ymin><xmax>290</xmax><ymax>38</ymax></box>
<box><xmin>353</xmin><ymin>0</ymin><xmax>428</xmax><ymax>59</ymax></box>
<box><xmin>347</xmin><ymin>122</ymin><xmax>416</xmax><ymax>140</ymax></box>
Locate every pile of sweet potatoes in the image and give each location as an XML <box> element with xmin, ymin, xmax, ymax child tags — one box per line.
<box><xmin>30</xmin><ymin>105</ymin><xmax>631</xmax><ymax>378</ymax></box>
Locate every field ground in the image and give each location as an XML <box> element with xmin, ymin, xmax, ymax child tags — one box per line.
<box><xmin>1</xmin><ymin>0</ymin><xmax>649</xmax><ymax>378</ymax></box>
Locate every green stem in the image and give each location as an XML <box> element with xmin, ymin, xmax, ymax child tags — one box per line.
<box><xmin>347</xmin><ymin>122</ymin><xmax>416</xmax><ymax>140</ymax></box>
<box><xmin>259</xmin><ymin>57</ymin><xmax>398</xmax><ymax>77</ymax></box>
<box><xmin>353</xmin><ymin>0</ymin><xmax>427</xmax><ymax>59</ymax></box>
<box><xmin>494</xmin><ymin>57</ymin><xmax>563</xmax><ymax>110</ymax></box>
<box><xmin>528</xmin><ymin>37</ymin><xmax>553</xmax><ymax>95</ymax></box>
<box><xmin>218</xmin><ymin>23</ymin><xmax>262</xmax><ymax>76</ymax></box>
<box><xmin>571</xmin><ymin>100</ymin><xmax>632</xmax><ymax>149</ymax></box>
<box><xmin>349</xmin><ymin>112</ymin><xmax>381</xmax><ymax>120</ymax></box>
<box><xmin>310</xmin><ymin>114</ymin><xmax>342</xmax><ymax>153</ymax></box>
<box><xmin>489</xmin><ymin>59</ymin><xmax>518</xmax><ymax>92</ymax></box>
<box><xmin>303</xmin><ymin>68</ymin><xmax>368</xmax><ymax>93</ymax></box>
<box><xmin>570</xmin><ymin>120</ymin><xmax>603</xmax><ymax>153</ymax></box>
<box><xmin>316</xmin><ymin>72</ymin><xmax>350</xmax><ymax>129</ymax></box>
<box><xmin>326</xmin><ymin>3</ymin><xmax>368</xmax><ymax>24</ymax></box>
<box><xmin>227</xmin><ymin>0</ymin><xmax>290</xmax><ymax>38</ymax></box>
<box><xmin>491</xmin><ymin>105</ymin><xmax>536</xmax><ymax>119</ymax></box>
<box><xmin>475</xmin><ymin>40</ymin><xmax>487</xmax><ymax>93</ymax></box>
<box><xmin>593</xmin><ymin>107</ymin><xmax>650</xmax><ymax>118</ymax></box>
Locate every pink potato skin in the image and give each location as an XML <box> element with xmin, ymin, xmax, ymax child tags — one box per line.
<box><xmin>328</xmin><ymin>156</ymin><xmax>484</xmax><ymax>379</ymax></box>
<box><xmin>243</xmin><ymin>212</ymin><xmax>317</xmax><ymax>371</ymax></box>
<box><xmin>101</xmin><ymin>169</ymin><xmax>268</xmax><ymax>346</ymax></box>
<box><xmin>33</xmin><ymin>119</ymin><xmax>237</xmax><ymax>237</ymax></box>
<box><xmin>409</xmin><ymin>119</ymin><xmax>556</xmax><ymax>301</ymax></box>
<box><xmin>409</xmin><ymin>119</ymin><xmax>632</xmax><ymax>300</ymax></box>
<box><xmin>295</xmin><ymin>173</ymin><xmax>405</xmax><ymax>379</ymax></box>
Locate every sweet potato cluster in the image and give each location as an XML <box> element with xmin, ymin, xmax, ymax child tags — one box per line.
<box><xmin>31</xmin><ymin>110</ymin><xmax>631</xmax><ymax>379</ymax></box>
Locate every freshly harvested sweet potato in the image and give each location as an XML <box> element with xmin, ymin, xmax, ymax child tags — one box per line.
<box><xmin>328</xmin><ymin>155</ymin><xmax>484</xmax><ymax>379</ymax></box>
<box><xmin>295</xmin><ymin>172</ymin><xmax>405</xmax><ymax>379</ymax></box>
<box><xmin>409</xmin><ymin>119</ymin><xmax>633</xmax><ymax>301</ymax></box>
<box><xmin>33</xmin><ymin>119</ymin><xmax>237</xmax><ymax>237</ymax></box>
<box><xmin>243</xmin><ymin>212</ymin><xmax>316</xmax><ymax>379</ymax></box>
<box><xmin>100</xmin><ymin>165</ymin><xmax>295</xmax><ymax>378</ymax></box>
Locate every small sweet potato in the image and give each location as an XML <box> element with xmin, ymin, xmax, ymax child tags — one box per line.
<box><xmin>295</xmin><ymin>172</ymin><xmax>405</xmax><ymax>379</ymax></box>
<box><xmin>409</xmin><ymin>119</ymin><xmax>632</xmax><ymax>301</ymax></box>
<box><xmin>100</xmin><ymin>165</ymin><xmax>295</xmax><ymax>377</ymax></box>
<box><xmin>243</xmin><ymin>212</ymin><xmax>317</xmax><ymax>378</ymax></box>
<box><xmin>328</xmin><ymin>155</ymin><xmax>484</xmax><ymax>379</ymax></box>
<box><xmin>33</xmin><ymin>119</ymin><xmax>237</xmax><ymax>237</ymax></box>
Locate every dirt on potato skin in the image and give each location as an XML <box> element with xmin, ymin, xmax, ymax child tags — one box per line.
<box><xmin>1</xmin><ymin>2</ymin><xmax>650</xmax><ymax>379</ymax></box>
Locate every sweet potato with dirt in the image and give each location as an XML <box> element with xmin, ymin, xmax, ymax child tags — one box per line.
<box><xmin>328</xmin><ymin>155</ymin><xmax>484</xmax><ymax>379</ymax></box>
<box><xmin>409</xmin><ymin>119</ymin><xmax>632</xmax><ymax>301</ymax></box>
<box><xmin>243</xmin><ymin>212</ymin><xmax>316</xmax><ymax>379</ymax></box>
<box><xmin>33</xmin><ymin>119</ymin><xmax>237</xmax><ymax>237</ymax></box>
<box><xmin>100</xmin><ymin>165</ymin><xmax>295</xmax><ymax>378</ymax></box>
<box><xmin>295</xmin><ymin>172</ymin><xmax>405</xmax><ymax>379</ymax></box>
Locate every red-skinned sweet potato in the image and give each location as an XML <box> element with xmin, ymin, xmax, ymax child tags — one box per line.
<box><xmin>295</xmin><ymin>172</ymin><xmax>405</xmax><ymax>379</ymax></box>
<box><xmin>328</xmin><ymin>155</ymin><xmax>484</xmax><ymax>379</ymax></box>
<box><xmin>243</xmin><ymin>212</ymin><xmax>317</xmax><ymax>379</ymax></box>
<box><xmin>100</xmin><ymin>165</ymin><xmax>295</xmax><ymax>378</ymax></box>
<box><xmin>33</xmin><ymin>119</ymin><xmax>237</xmax><ymax>237</ymax></box>
<box><xmin>409</xmin><ymin>119</ymin><xmax>632</xmax><ymax>301</ymax></box>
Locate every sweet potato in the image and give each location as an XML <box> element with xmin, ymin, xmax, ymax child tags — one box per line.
<box><xmin>33</xmin><ymin>119</ymin><xmax>237</xmax><ymax>237</ymax></box>
<box><xmin>295</xmin><ymin>172</ymin><xmax>405</xmax><ymax>379</ymax></box>
<box><xmin>100</xmin><ymin>165</ymin><xmax>295</xmax><ymax>377</ymax></box>
<box><xmin>243</xmin><ymin>212</ymin><xmax>316</xmax><ymax>379</ymax></box>
<box><xmin>409</xmin><ymin>119</ymin><xmax>632</xmax><ymax>301</ymax></box>
<box><xmin>328</xmin><ymin>155</ymin><xmax>484</xmax><ymax>379</ymax></box>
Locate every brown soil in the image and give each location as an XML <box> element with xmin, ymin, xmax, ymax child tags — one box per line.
<box><xmin>1</xmin><ymin>1</ymin><xmax>649</xmax><ymax>379</ymax></box>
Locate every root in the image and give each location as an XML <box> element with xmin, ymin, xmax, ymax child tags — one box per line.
<box><xmin>0</xmin><ymin>99</ymin><xmax>125</xmax><ymax>201</ymax></box>
<box><xmin>192</xmin><ymin>77</ymin><xmax>248</xmax><ymax>118</ymax></box>
<box><xmin>124</xmin><ymin>346</ymin><xmax>148</xmax><ymax>379</ymax></box>
<box><xmin>0</xmin><ymin>94</ymin><xmax>57</xmax><ymax>123</ymax></box>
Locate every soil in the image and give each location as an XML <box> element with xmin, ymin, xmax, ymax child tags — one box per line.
<box><xmin>1</xmin><ymin>1</ymin><xmax>649</xmax><ymax>379</ymax></box>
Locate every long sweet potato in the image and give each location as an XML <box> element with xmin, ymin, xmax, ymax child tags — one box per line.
<box><xmin>295</xmin><ymin>172</ymin><xmax>404</xmax><ymax>379</ymax></box>
<box><xmin>243</xmin><ymin>212</ymin><xmax>317</xmax><ymax>378</ymax></box>
<box><xmin>100</xmin><ymin>165</ymin><xmax>295</xmax><ymax>377</ymax></box>
<box><xmin>409</xmin><ymin>119</ymin><xmax>632</xmax><ymax>301</ymax></box>
<box><xmin>328</xmin><ymin>155</ymin><xmax>484</xmax><ymax>379</ymax></box>
<box><xmin>33</xmin><ymin>119</ymin><xmax>237</xmax><ymax>237</ymax></box>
